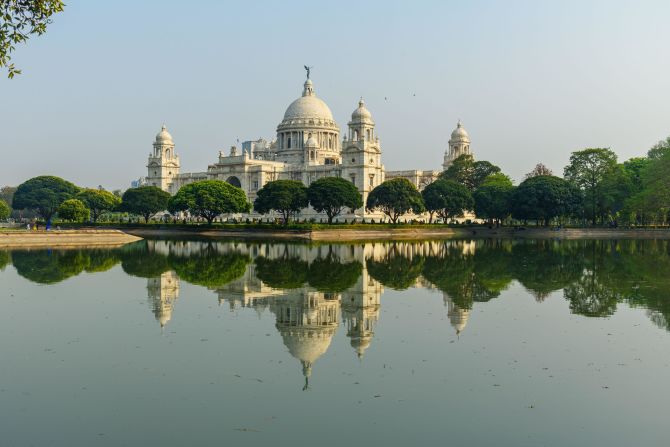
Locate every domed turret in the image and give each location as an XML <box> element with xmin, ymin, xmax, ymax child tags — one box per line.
<box><xmin>450</xmin><ymin>120</ymin><xmax>470</xmax><ymax>143</ymax></box>
<box><xmin>351</xmin><ymin>98</ymin><xmax>374</xmax><ymax>124</ymax></box>
<box><xmin>443</xmin><ymin>120</ymin><xmax>472</xmax><ymax>170</ymax></box>
<box><xmin>155</xmin><ymin>124</ymin><xmax>174</xmax><ymax>144</ymax></box>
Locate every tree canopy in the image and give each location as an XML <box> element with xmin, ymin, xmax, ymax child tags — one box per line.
<box><xmin>440</xmin><ymin>154</ymin><xmax>501</xmax><ymax>191</ymax></box>
<box><xmin>77</xmin><ymin>189</ymin><xmax>121</xmax><ymax>223</ymax></box>
<box><xmin>525</xmin><ymin>163</ymin><xmax>553</xmax><ymax>179</ymax></box>
<box><xmin>57</xmin><ymin>198</ymin><xmax>89</xmax><ymax>222</ymax></box>
<box><xmin>168</xmin><ymin>180</ymin><xmax>250</xmax><ymax>224</ymax></box>
<box><xmin>121</xmin><ymin>186</ymin><xmax>171</xmax><ymax>223</ymax></box>
<box><xmin>307</xmin><ymin>177</ymin><xmax>362</xmax><ymax>223</ymax></box>
<box><xmin>564</xmin><ymin>148</ymin><xmax>618</xmax><ymax>224</ymax></box>
<box><xmin>12</xmin><ymin>175</ymin><xmax>79</xmax><ymax>223</ymax></box>
<box><xmin>473</xmin><ymin>173</ymin><xmax>515</xmax><ymax>223</ymax></box>
<box><xmin>511</xmin><ymin>175</ymin><xmax>580</xmax><ymax>225</ymax></box>
<box><xmin>422</xmin><ymin>179</ymin><xmax>473</xmax><ymax>223</ymax></box>
<box><xmin>366</xmin><ymin>178</ymin><xmax>425</xmax><ymax>223</ymax></box>
<box><xmin>1</xmin><ymin>0</ymin><xmax>65</xmax><ymax>78</ymax></box>
<box><xmin>0</xmin><ymin>199</ymin><xmax>9</xmax><ymax>220</ymax></box>
<box><xmin>0</xmin><ymin>186</ymin><xmax>16</xmax><ymax>208</ymax></box>
<box><xmin>648</xmin><ymin>136</ymin><xmax>670</xmax><ymax>160</ymax></box>
<box><xmin>253</xmin><ymin>180</ymin><xmax>308</xmax><ymax>224</ymax></box>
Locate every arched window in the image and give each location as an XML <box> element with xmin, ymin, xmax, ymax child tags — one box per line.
<box><xmin>287</xmin><ymin>136</ymin><xmax>292</xmax><ymax>149</ymax></box>
<box><xmin>354</xmin><ymin>130</ymin><xmax>359</xmax><ymax>141</ymax></box>
<box><xmin>226</xmin><ymin>176</ymin><xmax>242</xmax><ymax>188</ymax></box>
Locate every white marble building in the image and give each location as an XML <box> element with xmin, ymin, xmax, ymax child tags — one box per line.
<box><xmin>141</xmin><ymin>73</ymin><xmax>472</xmax><ymax>218</ymax></box>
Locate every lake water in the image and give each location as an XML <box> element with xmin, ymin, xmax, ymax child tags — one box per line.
<box><xmin>1</xmin><ymin>239</ymin><xmax>669</xmax><ymax>446</ymax></box>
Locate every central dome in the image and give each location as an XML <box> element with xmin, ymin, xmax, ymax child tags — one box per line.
<box><xmin>282</xmin><ymin>80</ymin><xmax>334</xmax><ymax>122</ymax></box>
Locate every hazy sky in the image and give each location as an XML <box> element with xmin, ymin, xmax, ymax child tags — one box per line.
<box><xmin>3</xmin><ymin>0</ymin><xmax>670</xmax><ymax>189</ymax></box>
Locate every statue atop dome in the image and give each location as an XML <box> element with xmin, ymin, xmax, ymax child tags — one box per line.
<box><xmin>304</xmin><ymin>65</ymin><xmax>312</xmax><ymax>79</ymax></box>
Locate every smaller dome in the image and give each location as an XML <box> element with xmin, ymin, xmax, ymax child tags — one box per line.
<box><xmin>351</xmin><ymin>98</ymin><xmax>374</xmax><ymax>123</ymax></box>
<box><xmin>450</xmin><ymin>120</ymin><xmax>470</xmax><ymax>142</ymax></box>
<box><xmin>305</xmin><ymin>134</ymin><xmax>319</xmax><ymax>148</ymax></box>
<box><xmin>156</xmin><ymin>124</ymin><xmax>173</xmax><ymax>144</ymax></box>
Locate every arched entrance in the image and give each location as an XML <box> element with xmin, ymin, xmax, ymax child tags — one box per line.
<box><xmin>226</xmin><ymin>176</ymin><xmax>242</xmax><ymax>188</ymax></box>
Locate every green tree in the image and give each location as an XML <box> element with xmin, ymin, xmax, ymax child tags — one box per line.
<box><xmin>366</xmin><ymin>178</ymin><xmax>425</xmax><ymax>223</ymax></box>
<box><xmin>57</xmin><ymin>198</ymin><xmax>89</xmax><ymax>222</ymax></box>
<box><xmin>440</xmin><ymin>154</ymin><xmax>501</xmax><ymax>191</ymax></box>
<box><xmin>422</xmin><ymin>179</ymin><xmax>473</xmax><ymax>223</ymax></box>
<box><xmin>648</xmin><ymin>136</ymin><xmax>670</xmax><ymax>160</ymax></box>
<box><xmin>633</xmin><ymin>151</ymin><xmax>670</xmax><ymax>224</ymax></box>
<box><xmin>1</xmin><ymin>0</ymin><xmax>65</xmax><ymax>78</ymax></box>
<box><xmin>524</xmin><ymin>163</ymin><xmax>553</xmax><ymax>179</ymax></box>
<box><xmin>511</xmin><ymin>175</ymin><xmax>580</xmax><ymax>226</ymax></box>
<box><xmin>622</xmin><ymin>158</ymin><xmax>651</xmax><ymax>194</ymax></box>
<box><xmin>0</xmin><ymin>186</ymin><xmax>16</xmax><ymax>207</ymax></box>
<box><xmin>13</xmin><ymin>175</ymin><xmax>79</xmax><ymax>223</ymax></box>
<box><xmin>253</xmin><ymin>180</ymin><xmax>308</xmax><ymax>224</ymax></box>
<box><xmin>599</xmin><ymin>164</ymin><xmax>633</xmax><ymax>220</ymax></box>
<box><xmin>121</xmin><ymin>186</ymin><xmax>171</xmax><ymax>223</ymax></box>
<box><xmin>168</xmin><ymin>180</ymin><xmax>250</xmax><ymax>225</ymax></box>
<box><xmin>564</xmin><ymin>148</ymin><xmax>618</xmax><ymax>224</ymax></box>
<box><xmin>473</xmin><ymin>173</ymin><xmax>515</xmax><ymax>224</ymax></box>
<box><xmin>307</xmin><ymin>177</ymin><xmax>363</xmax><ymax>223</ymax></box>
<box><xmin>0</xmin><ymin>199</ymin><xmax>9</xmax><ymax>220</ymax></box>
<box><xmin>77</xmin><ymin>189</ymin><xmax>121</xmax><ymax>223</ymax></box>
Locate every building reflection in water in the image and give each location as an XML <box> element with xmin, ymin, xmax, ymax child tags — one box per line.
<box><xmin>139</xmin><ymin>240</ymin><xmax>498</xmax><ymax>387</ymax></box>
<box><xmin>147</xmin><ymin>271</ymin><xmax>180</xmax><ymax>328</ymax></box>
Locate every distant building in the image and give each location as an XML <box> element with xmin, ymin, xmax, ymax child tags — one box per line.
<box><xmin>139</xmin><ymin>73</ymin><xmax>473</xmax><ymax>219</ymax></box>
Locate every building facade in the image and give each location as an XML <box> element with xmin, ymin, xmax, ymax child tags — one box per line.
<box><xmin>139</xmin><ymin>74</ymin><xmax>472</xmax><ymax>219</ymax></box>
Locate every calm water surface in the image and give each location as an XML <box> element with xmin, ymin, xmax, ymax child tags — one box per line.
<box><xmin>1</xmin><ymin>239</ymin><xmax>669</xmax><ymax>446</ymax></box>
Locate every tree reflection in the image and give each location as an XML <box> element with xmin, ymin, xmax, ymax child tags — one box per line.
<box><xmin>366</xmin><ymin>245</ymin><xmax>424</xmax><ymax>290</ymax></box>
<box><xmin>511</xmin><ymin>241</ymin><xmax>584</xmax><ymax>301</ymax></box>
<box><xmin>307</xmin><ymin>254</ymin><xmax>362</xmax><ymax>292</ymax></box>
<box><xmin>120</xmin><ymin>242</ymin><xmax>170</xmax><ymax>278</ymax></box>
<box><xmin>5</xmin><ymin>238</ymin><xmax>670</xmax><ymax>333</ymax></box>
<box><xmin>169</xmin><ymin>250</ymin><xmax>250</xmax><ymax>288</ymax></box>
<box><xmin>255</xmin><ymin>255</ymin><xmax>308</xmax><ymax>289</ymax></box>
<box><xmin>12</xmin><ymin>250</ymin><xmax>99</xmax><ymax>284</ymax></box>
<box><xmin>0</xmin><ymin>250</ymin><xmax>9</xmax><ymax>271</ymax></box>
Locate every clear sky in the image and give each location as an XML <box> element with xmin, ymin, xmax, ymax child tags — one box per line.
<box><xmin>3</xmin><ymin>0</ymin><xmax>670</xmax><ymax>189</ymax></box>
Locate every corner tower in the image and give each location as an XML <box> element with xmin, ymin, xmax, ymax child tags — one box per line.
<box><xmin>443</xmin><ymin>120</ymin><xmax>471</xmax><ymax>170</ymax></box>
<box><xmin>147</xmin><ymin>124</ymin><xmax>180</xmax><ymax>192</ymax></box>
<box><xmin>341</xmin><ymin>99</ymin><xmax>384</xmax><ymax>207</ymax></box>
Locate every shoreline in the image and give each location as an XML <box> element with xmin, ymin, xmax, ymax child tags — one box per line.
<box><xmin>0</xmin><ymin>229</ymin><xmax>143</xmax><ymax>248</ymax></box>
<box><xmin>3</xmin><ymin>226</ymin><xmax>670</xmax><ymax>247</ymax></box>
<box><xmin>120</xmin><ymin>226</ymin><xmax>670</xmax><ymax>242</ymax></box>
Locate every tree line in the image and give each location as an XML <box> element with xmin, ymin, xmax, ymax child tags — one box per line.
<box><xmin>2</xmin><ymin>134</ymin><xmax>670</xmax><ymax>226</ymax></box>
